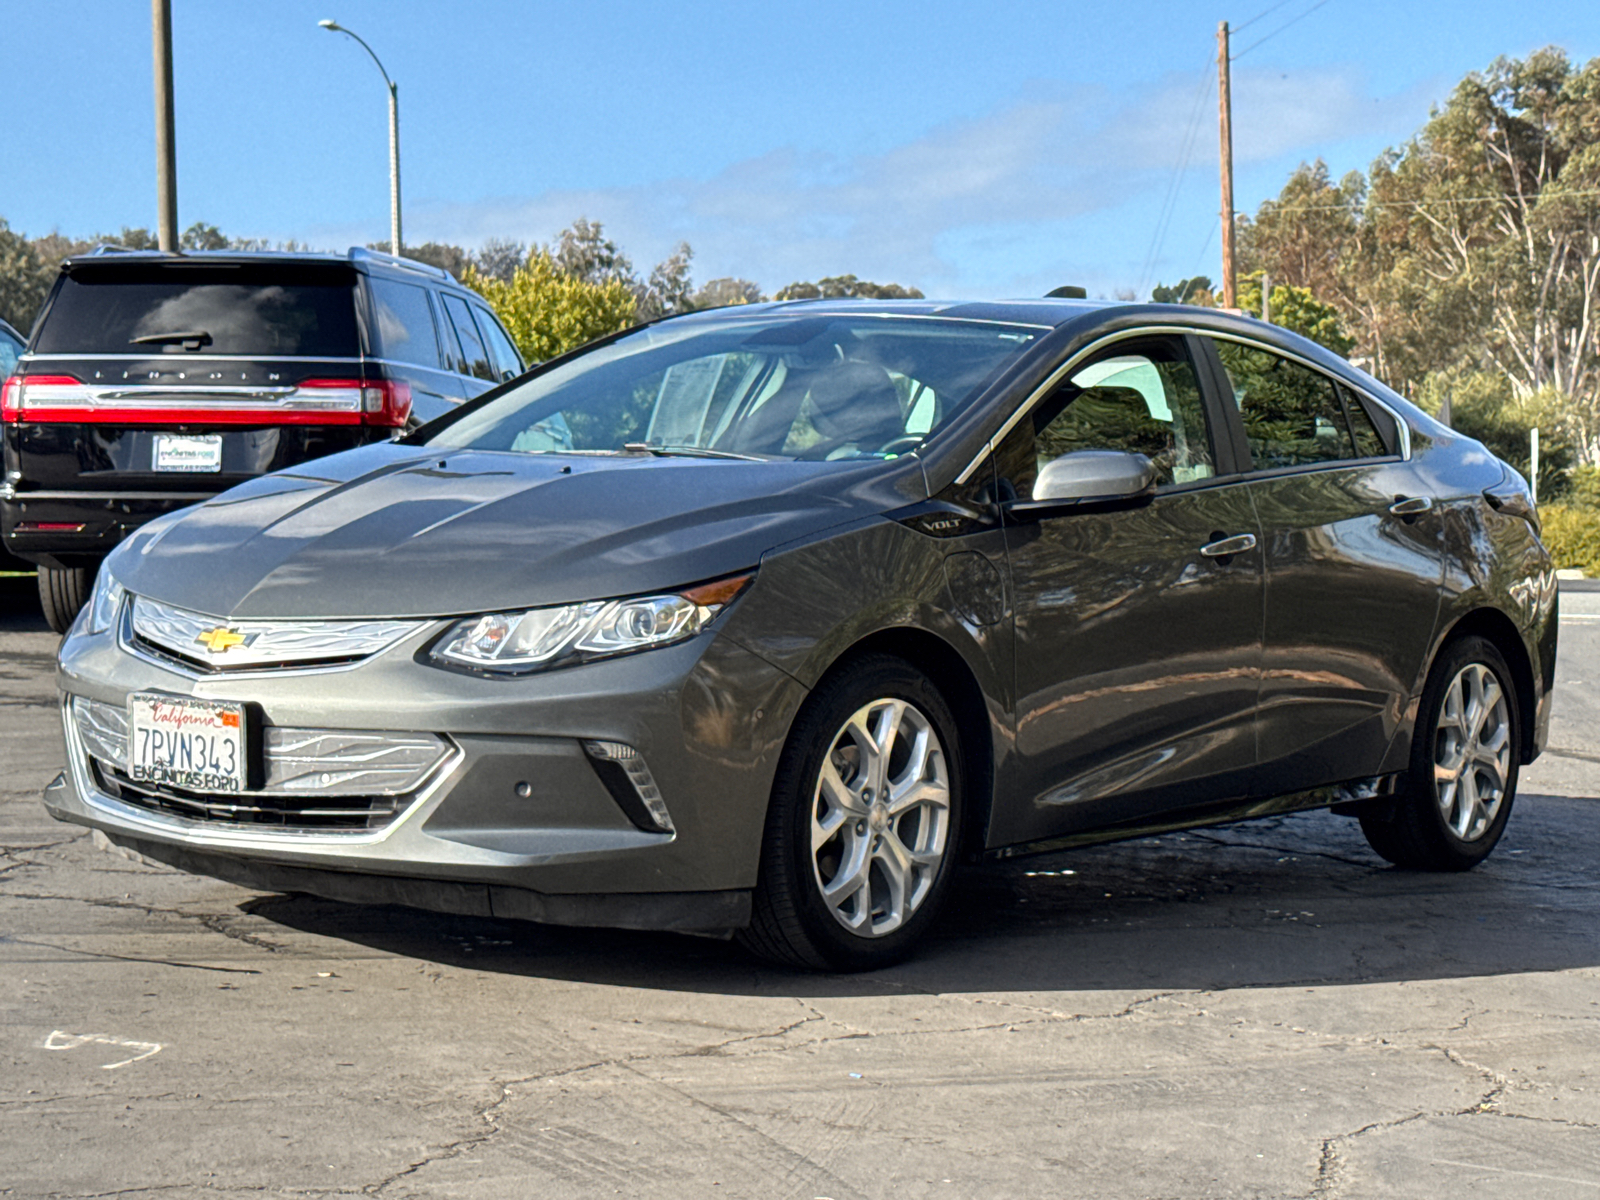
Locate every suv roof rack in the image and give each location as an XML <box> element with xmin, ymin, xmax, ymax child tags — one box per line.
<box><xmin>348</xmin><ymin>246</ymin><xmax>454</xmax><ymax>282</ymax></box>
<box><xmin>89</xmin><ymin>244</ymin><xmax>143</xmax><ymax>255</ymax></box>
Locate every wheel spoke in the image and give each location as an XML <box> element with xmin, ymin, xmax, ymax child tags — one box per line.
<box><xmin>888</xmin><ymin>777</ymin><xmax>947</xmax><ymax>818</ymax></box>
<box><xmin>1474</xmin><ymin>677</ymin><xmax>1503</xmax><ymax>736</ymax></box>
<box><xmin>812</xmin><ymin>803</ymin><xmax>849</xmax><ymax>853</ymax></box>
<box><xmin>875</xmin><ymin>833</ymin><xmax>914</xmax><ymax>926</ymax></box>
<box><xmin>821</xmin><ymin>842</ymin><xmax>872</xmax><ymax>921</ymax></box>
<box><xmin>819</xmin><ymin>756</ymin><xmax>868</xmax><ymax>817</ymax></box>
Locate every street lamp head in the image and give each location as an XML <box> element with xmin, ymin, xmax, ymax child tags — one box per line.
<box><xmin>317</xmin><ymin>19</ymin><xmax>341</xmax><ymax>31</ymax></box>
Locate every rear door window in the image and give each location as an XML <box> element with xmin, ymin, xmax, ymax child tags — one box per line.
<box><xmin>36</xmin><ymin>264</ymin><xmax>361</xmax><ymax>356</ymax></box>
<box><xmin>472</xmin><ymin>303</ymin><xmax>524</xmax><ymax>381</ymax></box>
<box><xmin>440</xmin><ymin>294</ymin><xmax>495</xmax><ymax>381</ymax></box>
<box><xmin>1211</xmin><ymin>339</ymin><xmax>1359</xmax><ymax>470</ymax></box>
<box><xmin>368</xmin><ymin>278</ymin><xmax>443</xmax><ymax>369</ymax></box>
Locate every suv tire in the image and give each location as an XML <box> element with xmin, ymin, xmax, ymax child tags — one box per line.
<box><xmin>38</xmin><ymin>564</ymin><xmax>94</xmax><ymax>634</ymax></box>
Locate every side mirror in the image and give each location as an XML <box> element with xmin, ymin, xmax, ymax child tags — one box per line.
<box><xmin>1034</xmin><ymin>450</ymin><xmax>1158</xmax><ymax>503</ymax></box>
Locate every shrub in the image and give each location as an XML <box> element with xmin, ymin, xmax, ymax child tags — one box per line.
<box><xmin>462</xmin><ymin>252</ymin><xmax>636</xmax><ymax>364</ymax></box>
<box><xmin>1539</xmin><ymin>504</ymin><xmax>1600</xmax><ymax>575</ymax></box>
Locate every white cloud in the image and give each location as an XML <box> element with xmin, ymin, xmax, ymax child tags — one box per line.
<box><xmin>305</xmin><ymin>64</ymin><xmax>1434</xmax><ymax>298</ymax></box>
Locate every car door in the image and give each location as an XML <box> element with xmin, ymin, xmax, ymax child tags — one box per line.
<box><xmin>989</xmin><ymin>332</ymin><xmax>1264</xmax><ymax>847</ymax></box>
<box><xmin>439</xmin><ymin>292</ymin><xmax>500</xmax><ymax>399</ymax></box>
<box><xmin>364</xmin><ymin>275</ymin><xmax>463</xmax><ymax>422</ymax></box>
<box><xmin>1198</xmin><ymin>333</ymin><xmax>1444</xmax><ymax>794</ymax></box>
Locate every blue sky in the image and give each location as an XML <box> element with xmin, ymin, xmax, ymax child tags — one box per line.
<box><xmin>6</xmin><ymin>1</ymin><xmax>1598</xmax><ymax>299</ymax></box>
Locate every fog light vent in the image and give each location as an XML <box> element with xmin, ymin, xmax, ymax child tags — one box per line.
<box><xmin>582</xmin><ymin>740</ymin><xmax>674</xmax><ymax>833</ymax></box>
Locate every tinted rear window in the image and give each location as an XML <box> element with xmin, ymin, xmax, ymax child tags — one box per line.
<box><xmin>36</xmin><ymin>264</ymin><xmax>361</xmax><ymax>356</ymax></box>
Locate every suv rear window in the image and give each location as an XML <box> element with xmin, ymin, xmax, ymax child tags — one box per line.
<box><xmin>35</xmin><ymin>263</ymin><xmax>361</xmax><ymax>357</ymax></box>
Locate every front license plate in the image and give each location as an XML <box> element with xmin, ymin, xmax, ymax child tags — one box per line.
<box><xmin>153</xmin><ymin>433</ymin><xmax>222</xmax><ymax>472</ymax></box>
<box><xmin>128</xmin><ymin>694</ymin><xmax>247</xmax><ymax>793</ymax></box>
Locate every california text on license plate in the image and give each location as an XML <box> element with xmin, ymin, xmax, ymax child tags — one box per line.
<box><xmin>128</xmin><ymin>694</ymin><xmax>247</xmax><ymax>793</ymax></box>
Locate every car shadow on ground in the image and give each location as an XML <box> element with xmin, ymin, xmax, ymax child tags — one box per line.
<box><xmin>0</xmin><ymin>574</ymin><xmax>48</xmax><ymax>634</ymax></box>
<box><xmin>241</xmin><ymin>796</ymin><xmax>1600</xmax><ymax>998</ymax></box>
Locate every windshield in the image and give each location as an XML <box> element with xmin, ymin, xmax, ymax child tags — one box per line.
<box><xmin>423</xmin><ymin>313</ymin><xmax>1044</xmax><ymax>461</ymax></box>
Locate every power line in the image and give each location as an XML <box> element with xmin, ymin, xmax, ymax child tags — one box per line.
<box><xmin>1190</xmin><ymin>218</ymin><xmax>1220</xmax><ymax>281</ymax></box>
<box><xmin>1232</xmin><ymin>0</ymin><xmax>1333</xmax><ymax>60</ymax></box>
<box><xmin>1232</xmin><ymin>0</ymin><xmax>1296</xmax><ymax>35</ymax></box>
<box><xmin>1138</xmin><ymin>58</ymin><xmax>1217</xmax><ymax>296</ymax></box>
<box><xmin>1249</xmin><ymin>189</ymin><xmax>1600</xmax><ymax>215</ymax></box>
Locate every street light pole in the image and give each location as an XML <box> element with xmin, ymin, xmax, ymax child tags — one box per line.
<box><xmin>319</xmin><ymin>19</ymin><xmax>401</xmax><ymax>255</ymax></box>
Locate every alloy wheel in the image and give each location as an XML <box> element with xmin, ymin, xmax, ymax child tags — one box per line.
<box><xmin>1433</xmin><ymin>661</ymin><xmax>1512</xmax><ymax>842</ymax></box>
<box><xmin>810</xmin><ymin>697</ymin><xmax>951</xmax><ymax>937</ymax></box>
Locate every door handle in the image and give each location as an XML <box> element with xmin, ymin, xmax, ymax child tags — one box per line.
<box><xmin>1200</xmin><ymin>532</ymin><xmax>1257</xmax><ymax>558</ymax></box>
<box><xmin>1388</xmin><ymin>495</ymin><xmax>1433</xmax><ymax>517</ymax></box>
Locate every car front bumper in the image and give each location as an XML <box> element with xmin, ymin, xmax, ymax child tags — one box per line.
<box><xmin>48</xmin><ymin>608</ymin><xmax>809</xmax><ymax>933</ymax></box>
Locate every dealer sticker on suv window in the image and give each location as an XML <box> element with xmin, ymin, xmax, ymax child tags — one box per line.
<box><xmin>153</xmin><ymin>434</ymin><xmax>223</xmax><ymax>472</ymax></box>
<box><xmin>128</xmin><ymin>693</ymin><xmax>247</xmax><ymax>793</ymax></box>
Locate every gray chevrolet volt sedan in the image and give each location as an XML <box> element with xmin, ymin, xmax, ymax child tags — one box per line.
<box><xmin>45</xmin><ymin>298</ymin><xmax>1557</xmax><ymax>970</ymax></box>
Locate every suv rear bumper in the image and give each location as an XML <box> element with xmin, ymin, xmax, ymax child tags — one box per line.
<box><xmin>2</xmin><ymin>491</ymin><xmax>211</xmax><ymax>568</ymax></box>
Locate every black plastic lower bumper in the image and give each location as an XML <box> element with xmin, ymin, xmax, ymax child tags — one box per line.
<box><xmin>2</xmin><ymin>491</ymin><xmax>211</xmax><ymax>569</ymax></box>
<box><xmin>93</xmin><ymin>825</ymin><xmax>752</xmax><ymax>936</ymax></box>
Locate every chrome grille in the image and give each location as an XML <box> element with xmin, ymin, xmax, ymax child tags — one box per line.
<box><xmin>70</xmin><ymin>697</ymin><xmax>451</xmax><ymax>832</ymax></box>
<box><xmin>128</xmin><ymin>594</ymin><xmax>423</xmax><ymax>672</ymax></box>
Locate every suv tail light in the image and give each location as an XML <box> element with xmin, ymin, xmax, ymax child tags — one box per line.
<box><xmin>1</xmin><ymin>374</ymin><xmax>411</xmax><ymax>427</ymax></box>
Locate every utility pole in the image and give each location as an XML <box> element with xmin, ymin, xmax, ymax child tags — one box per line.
<box><xmin>1217</xmin><ymin>20</ymin><xmax>1236</xmax><ymax>309</ymax></box>
<box><xmin>152</xmin><ymin>0</ymin><xmax>179</xmax><ymax>251</ymax></box>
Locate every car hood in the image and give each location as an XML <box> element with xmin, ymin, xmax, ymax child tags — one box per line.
<box><xmin>112</xmin><ymin>444</ymin><xmax>923</xmax><ymax>619</ymax></box>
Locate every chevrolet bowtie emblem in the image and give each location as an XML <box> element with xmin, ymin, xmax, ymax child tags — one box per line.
<box><xmin>195</xmin><ymin>626</ymin><xmax>251</xmax><ymax>654</ymax></box>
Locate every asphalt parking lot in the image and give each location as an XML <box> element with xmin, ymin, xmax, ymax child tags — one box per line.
<box><xmin>3</xmin><ymin>576</ymin><xmax>1598</xmax><ymax>1200</ymax></box>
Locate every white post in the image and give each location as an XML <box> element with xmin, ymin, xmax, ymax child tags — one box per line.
<box><xmin>1531</xmin><ymin>426</ymin><xmax>1540</xmax><ymax>505</ymax></box>
<box><xmin>1262</xmin><ymin>273</ymin><xmax>1271</xmax><ymax>324</ymax></box>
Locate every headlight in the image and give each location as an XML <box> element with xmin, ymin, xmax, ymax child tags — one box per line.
<box><xmin>80</xmin><ymin>569</ymin><xmax>125</xmax><ymax>636</ymax></box>
<box><xmin>429</xmin><ymin>572</ymin><xmax>753</xmax><ymax>675</ymax></box>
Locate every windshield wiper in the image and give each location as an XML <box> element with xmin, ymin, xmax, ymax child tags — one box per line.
<box><xmin>129</xmin><ymin>329</ymin><xmax>213</xmax><ymax>350</ymax></box>
<box><xmin>623</xmin><ymin>442</ymin><xmax>767</xmax><ymax>461</ymax></box>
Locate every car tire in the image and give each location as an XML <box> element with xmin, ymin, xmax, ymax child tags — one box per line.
<box><xmin>38</xmin><ymin>564</ymin><xmax>95</xmax><ymax>635</ymax></box>
<box><xmin>1359</xmin><ymin>635</ymin><xmax>1520</xmax><ymax>871</ymax></box>
<box><xmin>738</xmin><ymin>654</ymin><xmax>964</xmax><ymax>971</ymax></box>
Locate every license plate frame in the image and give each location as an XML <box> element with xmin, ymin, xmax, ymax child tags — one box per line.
<box><xmin>153</xmin><ymin>433</ymin><xmax>223</xmax><ymax>473</ymax></box>
<box><xmin>127</xmin><ymin>693</ymin><xmax>248</xmax><ymax>793</ymax></box>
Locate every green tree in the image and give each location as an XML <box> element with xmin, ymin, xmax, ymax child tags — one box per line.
<box><xmin>1237</xmin><ymin>160</ymin><xmax>1363</xmax><ymax>312</ymax></box>
<box><xmin>462</xmin><ymin>251</ymin><xmax>636</xmax><ymax>363</ymax></box>
<box><xmin>0</xmin><ymin>219</ymin><xmax>50</xmax><ymax>331</ymax></box>
<box><xmin>773</xmin><ymin>274</ymin><xmax>923</xmax><ymax>300</ymax></box>
<box><xmin>691</xmin><ymin>277</ymin><xmax>766</xmax><ymax>309</ymax></box>
<box><xmin>637</xmin><ymin>242</ymin><xmax>694</xmax><ymax>321</ymax></box>
<box><xmin>1236</xmin><ymin>271</ymin><xmax>1355</xmax><ymax>355</ymax></box>
<box><xmin>1150</xmin><ymin>276</ymin><xmax>1214</xmax><ymax>305</ymax></box>
<box><xmin>181</xmin><ymin>222</ymin><xmax>229</xmax><ymax>251</ymax></box>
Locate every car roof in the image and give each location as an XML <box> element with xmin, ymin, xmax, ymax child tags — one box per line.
<box><xmin>54</xmin><ymin>246</ymin><xmax>474</xmax><ymax>292</ymax></box>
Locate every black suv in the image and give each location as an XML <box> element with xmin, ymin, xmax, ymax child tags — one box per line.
<box><xmin>1</xmin><ymin>247</ymin><xmax>524</xmax><ymax>630</ymax></box>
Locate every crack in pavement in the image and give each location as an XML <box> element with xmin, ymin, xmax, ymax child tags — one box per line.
<box><xmin>1184</xmin><ymin>830</ymin><xmax>1380</xmax><ymax>870</ymax></box>
<box><xmin>0</xmin><ymin>934</ymin><xmax>262</xmax><ymax>975</ymax></box>
<box><xmin>0</xmin><ymin>890</ymin><xmax>286</xmax><ymax>953</ymax></box>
